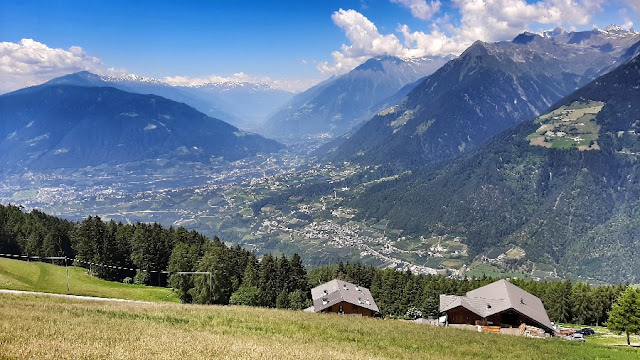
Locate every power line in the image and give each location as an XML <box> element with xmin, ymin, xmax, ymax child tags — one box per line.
<box><xmin>0</xmin><ymin>253</ymin><xmax>211</xmax><ymax>300</ymax></box>
<box><xmin>0</xmin><ymin>253</ymin><xmax>69</xmax><ymax>292</ymax></box>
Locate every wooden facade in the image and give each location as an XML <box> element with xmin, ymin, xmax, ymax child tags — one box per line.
<box><xmin>446</xmin><ymin>306</ymin><xmax>542</xmax><ymax>328</ymax></box>
<box><xmin>440</xmin><ymin>280</ymin><xmax>555</xmax><ymax>333</ymax></box>
<box><xmin>320</xmin><ymin>301</ymin><xmax>374</xmax><ymax>317</ymax></box>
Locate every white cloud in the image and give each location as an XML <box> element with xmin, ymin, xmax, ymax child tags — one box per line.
<box><xmin>0</xmin><ymin>38</ymin><xmax>318</xmax><ymax>94</ymax></box>
<box><xmin>618</xmin><ymin>7</ymin><xmax>635</xmax><ymax>30</ymax></box>
<box><xmin>391</xmin><ymin>0</ymin><xmax>442</xmax><ymax>20</ymax></box>
<box><xmin>626</xmin><ymin>0</ymin><xmax>640</xmax><ymax>18</ymax></box>
<box><xmin>435</xmin><ymin>0</ymin><xmax>606</xmax><ymax>50</ymax></box>
<box><xmin>321</xmin><ymin>1</ymin><xmax>615</xmax><ymax>74</ymax></box>
<box><xmin>163</xmin><ymin>72</ymin><xmax>319</xmax><ymax>93</ymax></box>
<box><xmin>319</xmin><ymin>9</ymin><xmax>406</xmax><ymax>73</ymax></box>
<box><xmin>0</xmin><ymin>39</ymin><xmax>105</xmax><ymax>93</ymax></box>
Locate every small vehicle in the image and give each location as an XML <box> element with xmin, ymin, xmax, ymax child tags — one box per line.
<box><xmin>576</xmin><ymin>328</ymin><xmax>595</xmax><ymax>336</ymax></box>
<box><xmin>565</xmin><ymin>333</ymin><xmax>585</xmax><ymax>342</ymax></box>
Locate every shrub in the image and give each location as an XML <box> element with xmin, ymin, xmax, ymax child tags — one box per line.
<box><xmin>229</xmin><ymin>286</ymin><xmax>262</xmax><ymax>306</ymax></box>
<box><xmin>133</xmin><ymin>272</ymin><xmax>150</xmax><ymax>285</ymax></box>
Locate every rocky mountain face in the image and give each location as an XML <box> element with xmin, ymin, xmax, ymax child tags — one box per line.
<box><xmin>0</xmin><ymin>84</ymin><xmax>283</xmax><ymax>171</ymax></box>
<box><xmin>262</xmin><ymin>55</ymin><xmax>452</xmax><ymax>141</ymax></box>
<box><xmin>349</xmin><ymin>54</ymin><xmax>640</xmax><ymax>283</ymax></box>
<box><xmin>324</xmin><ymin>28</ymin><xmax>640</xmax><ymax>169</ymax></box>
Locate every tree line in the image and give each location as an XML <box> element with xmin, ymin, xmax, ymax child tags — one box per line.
<box><xmin>0</xmin><ymin>203</ymin><xmax>633</xmax><ymax>326</ymax></box>
<box><xmin>0</xmin><ymin>204</ymin><xmax>310</xmax><ymax>309</ymax></box>
<box><xmin>309</xmin><ymin>262</ymin><xmax>628</xmax><ymax>326</ymax></box>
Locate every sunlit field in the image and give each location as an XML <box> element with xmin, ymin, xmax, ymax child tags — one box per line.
<box><xmin>1</xmin><ymin>293</ymin><xmax>638</xmax><ymax>360</ymax></box>
<box><xmin>0</xmin><ymin>257</ymin><xmax>177</xmax><ymax>302</ymax></box>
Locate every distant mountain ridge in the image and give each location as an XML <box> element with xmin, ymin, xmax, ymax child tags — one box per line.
<box><xmin>349</xmin><ymin>53</ymin><xmax>640</xmax><ymax>283</ymax></box>
<box><xmin>262</xmin><ymin>55</ymin><xmax>453</xmax><ymax>140</ymax></box>
<box><xmin>324</xmin><ymin>27</ymin><xmax>640</xmax><ymax>169</ymax></box>
<box><xmin>0</xmin><ymin>83</ymin><xmax>283</xmax><ymax>171</ymax></box>
<box><xmin>40</xmin><ymin>71</ymin><xmax>295</xmax><ymax>130</ymax></box>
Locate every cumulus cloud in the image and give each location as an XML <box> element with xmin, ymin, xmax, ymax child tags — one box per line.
<box><xmin>0</xmin><ymin>39</ymin><xmax>106</xmax><ymax>93</ymax></box>
<box><xmin>163</xmin><ymin>72</ymin><xmax>319</xmax><ymax>93</ymax></box>
<box><xmin>391</xmin><ymin>0</ymin><xmax>442</xmax><ymax>20</ymax></box>
<box><xmin>318</xmin><ymin>9</ymin><xmax>406</xmax><ymax>73</ymax></box>
<box><xmin>320</xmin><ymin>0</ymin><xmax>618</xmax><ymax>74</ymax></box>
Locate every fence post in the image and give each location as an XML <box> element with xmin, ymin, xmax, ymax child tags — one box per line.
<box><xmin>209</xmin><ymin>273</ymin><xmax>213</xmax><ymax>304</ymax></box>
<box><xmin>65</xmin><ymin>256</ymin><xmax>70</xmax><ymax>293</ymax></box>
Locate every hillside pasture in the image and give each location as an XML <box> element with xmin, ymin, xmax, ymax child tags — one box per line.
<box><xmin>1</xmin><ymin>293</ymin><xmax>639</xmax><ymax>360</ymax></box>
<box><xmin>0</xmin><ymin>257</ymin><xmax>177</xmax><ymax>302</ymax></box>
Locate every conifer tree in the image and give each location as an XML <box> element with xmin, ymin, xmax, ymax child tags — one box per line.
<box><xmin>168</xmin><ymin>242</ymin><xmax>200</xmax><ymax>303</ymax></box>
<box><xmin>607</xmin><ymin>287</ymin><xmax>640</xmax><ymax>346</ymax></box>
<box><xmin>571</xmin><ymin>282</ymin><xmax>594</xmax><ymax>325</ymax></box>
<box><xmin>258</xmin><ymin>253</ymin><xmax>279</xmax><ymax>307</ymax></box>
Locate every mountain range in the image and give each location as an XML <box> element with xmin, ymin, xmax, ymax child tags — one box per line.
<box><xmin>0</xmin><ymin>82</ymin><xmax>283</xmax><ymax>171</ymax></box>
<box><xmin>2</xmin><ymin>24</ymin><xmax>639</xmax><ymax>284</ymax></box>
<box><xmin>324</xmin><ymin>26</ymin><xmax>640</xmax><ymax>169</ymax></box>
<box><xmin>39</xmin><ymin>71</ymin><xmax>294</xmax><ymax>130</ymax></box>
<box><xmin>262</xmin><ymin>55</ymin><xmax>452</xmax><ymax>140</ymax></box>
<box><xmin>349</xmin><ymin>52</ymin><xmax>640</xmax><ymax>282</ymax></box>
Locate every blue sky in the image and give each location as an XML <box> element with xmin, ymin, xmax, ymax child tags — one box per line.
<box><xmin>1</xmin><ymin>0</ymin><xmax>638</xmax><ymax>92</ymax></box>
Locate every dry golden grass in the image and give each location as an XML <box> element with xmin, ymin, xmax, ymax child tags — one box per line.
<box><xmin>1</xmin><ymin>293</ymin><xmax>639</xmax><ymax>360</ymax></box>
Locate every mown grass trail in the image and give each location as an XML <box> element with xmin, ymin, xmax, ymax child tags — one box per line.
<box><xmin>0</xmin><ymin>257</ymin><xmax>177</xmax><ymax>302</ymax></box>
<box><xmin>1</xmin><ymin>293</ymin><xmax>639</xmax><ymax>360</ymax></box>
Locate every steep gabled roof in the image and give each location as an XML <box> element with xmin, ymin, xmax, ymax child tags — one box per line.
<box><xmin>439</xmin><ymin>279</ymin><xmax>553</xmax><ymax>332</ymax></box>
<box><xmin>310</xmin><ymin>279</ymin><xmax>379</xmax><ymax>313</ymax></box>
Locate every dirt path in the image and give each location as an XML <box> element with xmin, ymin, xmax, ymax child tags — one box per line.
<box><xmin>0</xmin><ymin>289</ymin><xmax>152</xmax><ymax>304</ymax></box>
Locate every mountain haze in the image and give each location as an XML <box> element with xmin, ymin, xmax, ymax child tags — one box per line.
<box><xmin>263</xmin><ymin>55</ymin><xmax>451</xmax><ymax>140</ymax></box>
<box><xmin>40</xmin><ymin>71</ymin><xmax>294</xmax><ymax>130</ymax></box>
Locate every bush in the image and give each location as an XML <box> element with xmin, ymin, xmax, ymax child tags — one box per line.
<box><xmin>229</xmin><ymin>286</ymin><xmax>262</xmax><ymax>306</ymax></box>
<box><xmin>133</xmin><ymin>271</ymin><xmax>150</xmax><ymax>285</ymax></box>
<box><xmin>288</xmin><ymin>290</ymin><xmax>311</xmax><ymax>310</ymax></box>
<box><xmin>123</xmin><ymin>277</ymin><xmax>132</xmax><ymax>284</ymax></box>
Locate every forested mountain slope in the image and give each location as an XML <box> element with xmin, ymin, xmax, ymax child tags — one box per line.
<box><xmin>326</xmin><ymin>28</ymin><xmax>640</xmax><ymax>169</ymax></box>
<box><xmin>350</xmin><ymin>54</ymin><xmax>640</xmax><ymax>283</ymax></box>
<box><xmin>0</xmin><ymin>84</ymin><xmax>282</xmax><ymax>171</ymax></box>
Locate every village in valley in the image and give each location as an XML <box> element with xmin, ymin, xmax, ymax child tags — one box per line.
<box><xmin>0</xmin><ymin>155</ymin><xmax>481</xmax><ymax>277</ymax></box>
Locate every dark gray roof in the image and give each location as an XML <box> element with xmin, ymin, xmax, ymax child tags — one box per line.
<box><xmin>310</xmin><ymin>279</ymin><xmax>379</xmax><ymax>313</ymax></box>
<box><xmin>439</xmin><ymin>279</ymin><xmax>553</xmax><ymax>332</ymax></box>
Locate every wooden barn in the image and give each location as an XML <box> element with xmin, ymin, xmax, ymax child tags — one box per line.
<box><xmin>304</xmin><ymin>279</ymin><xmax>379</xmax><ymax>316</ymax></box>
<box><xmin>439</xmin><ymin>279</ymin><xmax>554</xmax><ymax>334</ymax></box>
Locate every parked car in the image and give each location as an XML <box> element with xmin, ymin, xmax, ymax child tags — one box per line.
<box><xmin>565</xmin><ymin>333</ymin><xmax>585</xmax><ymax>342</ymax></box>
<box><xmin>577</xmin><ymin>328</ymin><xmax>595</xmax><ymax>336</ymax></box>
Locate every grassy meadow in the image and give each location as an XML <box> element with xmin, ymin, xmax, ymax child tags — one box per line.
<box><xmin>1</xmin><ymin>257</ymin><xmax>639</xmax><ymax>359</ymax></box>
<box><xmin>0</xmin><ymin>257</ymin><xmax>177</xmax><ymax>302</ymax></box>
<box><xmin>1</xmin><ymin>293</ymin><xmax>639</xmax><ymax>360</ymax></box>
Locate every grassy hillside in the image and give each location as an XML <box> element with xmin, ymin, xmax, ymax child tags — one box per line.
<box><xmin>0</xmin><ymin>257</ymin><xmax>177</xmax><ymax>302</ymax></box>
<box><xmin>0</xmin><ymin>293</ymin><xmax>638</xmax><ymax>360</ymax></box>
